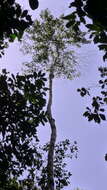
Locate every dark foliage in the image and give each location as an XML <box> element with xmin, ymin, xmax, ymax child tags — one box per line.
<box><xmin>0</xmin><ymin>139</ymin><xmax>78</xmax><ymax>190</ymax></box>
<box><xmin>27</xmin><ymin>139</ymin><xmax>78</xmax><ymax>190</ymax></box>
<box><xmin>0</xmin><ymin>69</ymin><xmax>47</xmax><ymax>188</ymax></box>
<box><xmin>64</xmin><ymin>1</ymin><xmax>107</xmax><ymax>162</ymax></box>
<box><xmin>64</xmin><ymin>1</ymin><xmax>107</xmax><ymax>124</ymax></box>
<box><xmin>77</xmin><ymin>88</ymin><xmax>90</xmax><ymax>97</ymax></box>
<box><xmin>105</xmin><ymin>153</ymin><xmax>107</xmax><ymax>161</ymax></box>
<box><xmin>0</xmin><ymin>0</ymin><xmax>39</xmax><ymax>57</ymax></box>
<box><xmin>77</xmin><ymin>67</ymin><xmax>107</xmax><ymax>124</ymax></box>
<box><xmin>64</xmin><ymin>0</ymin><xmax>107</xmax><ymax>61</ymax></box>
<box><xmin>29</xmin><ymin>0</ymin><xmax>39</xmax><ymax>10</ymax></box>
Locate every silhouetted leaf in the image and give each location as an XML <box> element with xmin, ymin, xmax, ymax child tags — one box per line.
<box><xmin>93</xmin><ymin>114</ymin><xmax>101</xmax><ymax>123</ymax></box>
<box><xmin>88</xmin><ymin>114</ymin><xmax>94</xmax><ymax>121</ymax></box>
<box><xmin>29</xmin><ymin>0</ymin><xmax>39</xmax><ymax>10</ymax></box>
<box><xmin>105</xmin><ymin>154</ymin><xmax>107</xmax><ymax>161</ymax></box>
<box><xmin>83</xmin><ymin>111</ymin><xmax>89</xmax><ymax>117</ymax></box>
<box><xmin>99</xmin><ymin>114</ymin><xmax>106</xmax><ymax>120</ymax></box>
<box><xmin>100</xmin><ymin>108</ymin><xmax>105</xmax><ymax>112</ymax></box>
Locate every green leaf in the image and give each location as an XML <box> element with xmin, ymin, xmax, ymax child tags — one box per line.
<box><xmin>104</xmin><ymin>97</ymin><xmax>107</xmax><ymax>103</ymax></box>
<box><xmin>63</xmin><ymin>13</ymin><xmax>76</xmax><ymax>20</ymax></box>
<box><xmin>86</xmin><ymin>24</ymin><xmax>100</xmax><ymax>31</ymax></box>
<box><xmin>10</xmin><ymin>34</ymin><xmax>17</xmax><ymax>41</ymax></box>
<box><xmin>66</xmin><ymin>21</ymin><xmax>75</xmax><ymax>28</ymax></box>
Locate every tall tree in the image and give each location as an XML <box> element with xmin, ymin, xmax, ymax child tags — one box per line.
<box><xmin>21</xmin><ymin>9</ymin><xmax>88</xmax><ymax>190</ymax></box>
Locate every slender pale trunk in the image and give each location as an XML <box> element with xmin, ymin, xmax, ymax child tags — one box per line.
<box><xmin>46</xmin><ymin>68</ymin><xmax>57</xmax><ymax>190</ymax></box>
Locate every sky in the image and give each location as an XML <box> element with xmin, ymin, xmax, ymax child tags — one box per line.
<box><xmin>0</xmin><ymin>1</ymin><xmax>107</xmax><ymax>190</ymax></box>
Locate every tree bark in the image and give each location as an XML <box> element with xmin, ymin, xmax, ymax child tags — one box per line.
<box><xmin>46</xmin><ymin>68</ymin><xmax>57</xmax><ymax>190</ymax></box>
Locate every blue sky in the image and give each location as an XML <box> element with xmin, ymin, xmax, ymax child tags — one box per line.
<box><xmin>1</xmin><ymin>1</ymin><xmax>107</xmax><ymax>190</ymax></box>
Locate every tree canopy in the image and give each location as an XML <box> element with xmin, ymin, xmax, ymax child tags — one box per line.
<box><xmin>64</xmin><ymin>0</ymin><xmax>107</xmax><ymax>61</ymax></box>
<box><xmin>0</xmin><ymin>69</ymin><xmax>47</xmax><ymax>188</ymax></box>
<box><xmin>63</xmin><ymin>1</ymin><xmax>107</xmax><ymax>124</ymax></box>
<box><xmin>0</xmin><ymin>69</ymin><xmax>78</xmax><ymax>190</ymax></box>
<box><xmin>0</xmin><ymin>0</ymin><xmax>39</xmax><ymax>57</ymax></box>
<box><xmin>21</xmin><ymin>9</ymin><xmax>88</xmax><ymax>79</ymax></box>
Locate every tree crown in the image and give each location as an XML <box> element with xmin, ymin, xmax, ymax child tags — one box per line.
<box><xmin>21</xmin><ymin>9</ymin><xmax>88</xmax><ymax>79</ymax></box>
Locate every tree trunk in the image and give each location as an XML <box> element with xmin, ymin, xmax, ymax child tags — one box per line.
<box><xmin>46</xmin><ymin>68</ymin><xmax>57</xmax><ymax>190</ymax></box>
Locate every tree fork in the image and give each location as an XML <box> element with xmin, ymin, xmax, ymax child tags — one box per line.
<box><xmin>46</xmin><ymin>68</ymin><xmax>57</xmax><ymax>190</ymax></box>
